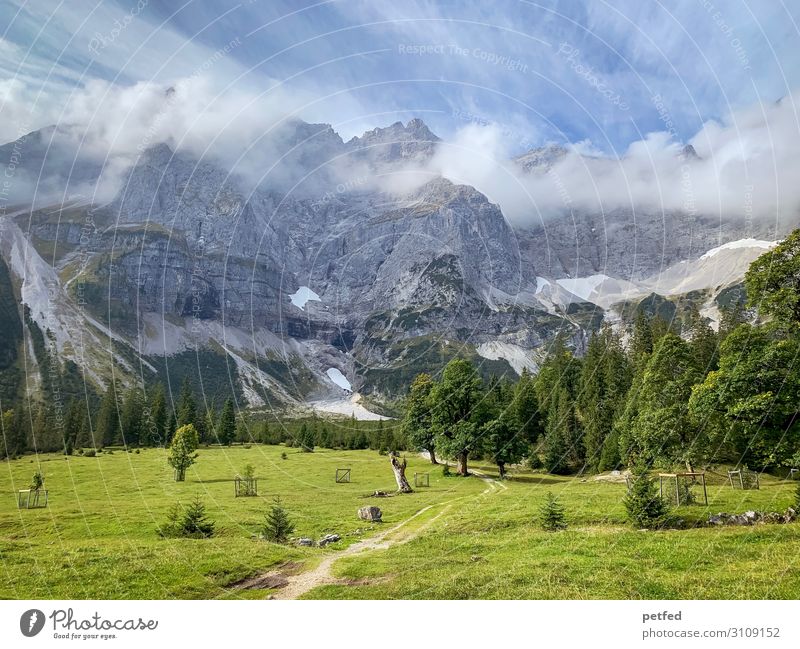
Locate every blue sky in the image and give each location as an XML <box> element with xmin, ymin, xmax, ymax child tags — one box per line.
<box><xmin>1</xmin><ymin>0</ymin><xmax>799</xmax><ymax>153</ymax></box>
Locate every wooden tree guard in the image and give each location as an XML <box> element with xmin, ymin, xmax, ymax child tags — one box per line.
<box><xmin>658</xmin><ymin>472</ymin><xmax>708</xmax><ymax>505</ymax></box>
<box><xmin>414</xmin><ymin>472</ymin><xmax>430</xmax><ymax>487</ymax></box>
<box><xmin>234</xmin><ymin>476</ymin><xmax>258</xmax><ymax>497</ymax></box>
<box><xmin>728</xmin><ymin>469</ymin><xmax>759</xmax><ymax>490</ymax></box>
<box><xmin>17</xmin><ymin>489</ymin><xmax>48</xmax><ymax>509</ymax></box>
<box><xmin>335</xmin><ymin>468</ymin><xmax>351</xmax><ymax>483</ymax></box>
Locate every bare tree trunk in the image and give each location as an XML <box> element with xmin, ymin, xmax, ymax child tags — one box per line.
<box><xmin>429</xmin><ymin>446</ymin><xmax>438</xmax><ymax>464</ymax></box>
<box><xmin>457</xmin><ymin>451</ymin><xmax>468</xmax><ymax>476</ymax></box>
<box><xmin>390</xmin><ymin>453</ymin><xmax>413</xmax><ymax>493</ymax></box>
<box><xmin>497</xmin><ymin>461</ymin><xmax>506</xmax><ymax>479</ymax></box>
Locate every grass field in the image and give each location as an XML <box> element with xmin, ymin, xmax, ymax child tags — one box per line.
<box><xmin>1</xmin><ymin>446</ymin><xmax>798</xmax><ymax>599</ymax></box>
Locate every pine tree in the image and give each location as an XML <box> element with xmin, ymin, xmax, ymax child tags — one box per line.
<box><xmin>686</xmin><ymin>306</ymin><xmax>719</xmax><ymax>374</ymax></box>
<box><xmin>262</xmin><ymin>497</ymin><xmax>295</xmax><ymax>543</ymax></box>
<box><xmin>579</xmin><ymin>327</ymin><xmax>630</xmax><ymax>471</ymax></box>
<box><xmin>218</xmin><ymin>398</ymin><xmax>236</xmax><ymax>446</ymax></box>
<box><xmin>629</xmin><ymin>333</ymin><xmax>704</xmax><ymax>470</ymax></box>
<box><xmin>512</xmin><ymin>368</ymin><xmax>542</xmax><ymax>446</ymax></box>
<box><xmin>63</xmin><ymin>399</ymin><xmax>83</xmax><ymax>455</ymax></box>
<box><xmin>176</xmin><ymin>378</ymin><xmax>197</xmax><ymax>430</ymax></box>
<box><xmin>543</xmin><ymin>388</ymin><xmax>571</xmax><ymax>474</ymax></box>
<box><xmin>180</xmin><ymin>497</ymin><xmax>215</xmax><ymax>537</ymax></box>
<box><xmin>165</xmin><ymin>410</ymin><xmax>177</xmax><ymax>445</ymax></box>
<box><xmin>623</xmin><ymin>464</ymin><xmax>669</xmax><ymax>529</ymax></box>
<box><xmin>160</xmin><ymin>496</ymin><xmax>215</xmax><ymax>538</ymax></box>
<box><xmin>630</xmin><ymin>311</ymin><xmax>654</xmax><ymax>367</ymax></box>
<box><xmin>149</xmin><ymin>383</ymin><xmax>167</xmax><ymax>447</ymax></box>
<box><xmin>96</xmin><ymin>384</ymin><xmax>121</xmax><ymax>447</ymax></box>
<box><xmin>203</xmin><ymin>408</ymin><xmax>217</xmax><ymax>445</ymax></box>
<box><xmin>299</xmin><ymin>422</ymin><xmax>314</xmax><ymax>452</ymax></box>
<box><xmin>539</xmin><ymin>491</ymin><xmax>567</xmax><ymax>531</ymax></box>
<box><xmin>120</xmin><ymin>387</ymin><xmax>143</xmax><ymax>447</ymax></box>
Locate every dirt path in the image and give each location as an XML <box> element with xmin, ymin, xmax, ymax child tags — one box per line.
<box><xmin>265</xmin><ymin>469</ymin><xmax>505</xmax><ymax>600</ymax></box>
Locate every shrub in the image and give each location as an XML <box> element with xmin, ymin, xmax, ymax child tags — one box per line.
<box><xmin>442</xmin><ymin>463</ymin><xmax>451</xmax><ymax>477</ymax></box>
<box><xmin>29</xmin><ymin>471</ymin><xmax>44</xmax><ymax>490</ymax></box>
<box><xmin>539</xmin><ymin>492</ymin><xmax>567</xmax><ymax>531</ymax></box>
<box><xmin>262</xmin><ymin>497</ymin><xmax>295</xmax><ymax>543</ymax></box>
<box><xmin>159</xmin><ymin>497</ymin><xmax>215</xmax><ymax>538</ymax></box>
<box><xmin>624</xmin><ymin>464</ymin><xmax>670</xmax><ymax>529</ymax></box>
<box><xmin>84</xmin><ymin>449</ymin><xmax>96</xmax><ymax>458</ymax></box>
<box><xmin>281</xmin><ymin>452</ymin><xmax>288</xmax><ymax>460</ymax></box>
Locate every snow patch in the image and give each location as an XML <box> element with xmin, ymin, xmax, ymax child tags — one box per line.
<box><xmin>326</xmin><ymin>367</ymin><xmax>352</xmax><ymax>391</ymax></box>
<box><xmin>309</xmin><ymin>394</ymin><xmax>390</xmax><ymax>420</ymax></box>
<box><xmin>476</xmin><ymin>341</ymin><xmax>538</xmax><ymax>375</ymax></box>
<box><xmin>700</xmin><ymin>238</ymin><xmax>775</xmax><ymax>260</ymax></box>
<box><xmin>289</xmin><ymin>286</ymin><xmax>321</xmax><ymax>310</ymax></box>
<box><xmin>535</xmin><ymin>276</ymin><xmax>551</xmax><ymax>293</ymax></box>
<box><xmin>555</xmin><ymin>274</ymin><xmax>610</xmax><ymax>302</ymax></box>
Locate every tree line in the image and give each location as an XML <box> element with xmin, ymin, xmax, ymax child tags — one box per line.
<box><xmin>0</xmin><ymin>374</ymin><xmax>407</xmax><ymax>458</ymax></box>
<box><xmin>401</xmin><ymin>230</ymin><xmax>800</xmax><ymax>476</ymax></box>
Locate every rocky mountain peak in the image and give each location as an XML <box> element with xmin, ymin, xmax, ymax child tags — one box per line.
<box><xmin>679</xmin><ymin>144</ymin><xmax>700</xmax><ymax>161</ymax></box>
<box><xmin>346</xmin><ymin>118</ymin><xmax>440</xmax><ymax>166</ymax></box>
<box><xmin>514</xmin><ymin>144</ymin><xmax>568</xmax><ymax>173</ymax></box>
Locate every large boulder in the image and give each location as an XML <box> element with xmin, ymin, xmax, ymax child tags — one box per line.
<box><xmin>358</xmin><ymin>506</ymin><xmax>383</xmax><ymax>522</ymax></box>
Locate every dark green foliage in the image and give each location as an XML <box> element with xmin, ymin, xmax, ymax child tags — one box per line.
<box><xmin>299</xmin><ymin>422</ymin><xmax>315</xmax><ymax>452</ymax></box>
<box><xmin>429</xmin><ymin>358</ymin><xmax>487</xmax><ymax>475</ymax></box>
<box><xmin>442</xmin><ymin>463</ymin><xmax>451</xmax><ymax>477</ymax></box>
<box><xmin>29</xmin><ymin>471</ymin><xmax>44</xmax><ymax>490</ymax></box>
<box><xmin>745</xmin><ymin>229</ymin><xmax>800</xmax><ymax>324</ymax></box>
<box><xmin>535</xmin><ymin>339</ymin><xmax>583</xmax><ymax>474</ymax></box>
<box><xmin>794</xmin><ymin>481</ymin><xmax>800</xmax><ymax>512</ymax></box>
<box><xmin>120</xmin><ymin>387</ymin><xmax>144</xmax><ymax>447</ymax></box>
<box><xmin>623</xmin><ymin>465</ymin><xmax>670</xmax><ymax>529</ymax></box>
<box><xmin>539</xmin><ymin>492</ymin><xmax>567</xmax><ymax>531</ymax></box>
<box><xmin>689</xmin><ymin>322</ymin><xmax>800</xmax><ymax>469</ymax></box>
<box><xmin>262</xmin><ymin>497</ymin><xmax>295</xmax><ymax>543</ymax></box>
<box><xmin>578</xmin><ymin>326</ymin><xmax>631</xmax><ymax>471</ymax></box>
<box><xmin>0</xmin><ymin>257</ymin><xmax>23</xmax><ymax>404</ymax></box>
<box><xmin>401</xmin><ymin>373</ymin><xmax>437</xmax><ymax>461</ymax></box>
<box><xmin>218</xmin><ymin>398</ymin><xmax>236</xmax><ymax>446</ymax></box>
<box><xmin>159</xmin><ymin>497</ymin><xmax>215</xmax><ymax>538</ymax></box>
<box><xmin>625</xmin><ymin>333</ymin><xmax>704</xmax><ymax>469</ymax></box>
<box><xmin>176</xmin><ymin>378</ymin><xmax>197</xmax><ymax>431</ymax></box>
<box><xmin>147</xmin><ymin>384</ymin><xmax>167</xmax><ymax>447</ymax></box>
<box><xmin>511</xmin><ymin>368</ymin><xmax>542</xmax><ymax>445</ymax></box>
<box><xmin>96</xmin><ymin>384</ymin><xmax>121</xmax><ymax>447</ymax></box>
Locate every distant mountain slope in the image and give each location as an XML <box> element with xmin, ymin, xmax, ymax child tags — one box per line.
<box><xmin>0</xmin><ymin>118</ymin><xmax>794</xmax><ymax>410</ymax></box>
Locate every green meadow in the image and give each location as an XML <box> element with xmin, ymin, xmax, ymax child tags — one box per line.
<box><xmin>1</xmin><ymin>446</ymin><xmax>798</xmax><ymax>599</ymax></box>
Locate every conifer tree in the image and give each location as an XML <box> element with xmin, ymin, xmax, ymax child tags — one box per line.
<box><xmin>539</xmin><ymin>491</ymin><xmax>567</xmax><ymax>531</ymax></box>
<box><xmin>218</xmin><ymin>398</ymin><xmax>236</xmax><ymax>446</ymax></box>
<box><xmin>623</xmin><ymin>464</ymin><xmax>669</xmax><ymax>529</ymax></box>
<box><xmin>149</xmin><ymin>383</ymin><xmax>167</xmax><ymax>446</ymax></box>
<box><xmin>176</xmin><ymin>378</ymin><xmax>197</xmax><ymax>429</ymax></box>
<box><xmin>262</xmin><ymin>497</ymin><xmax>295</xmax><ymax>543</ymax></box>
